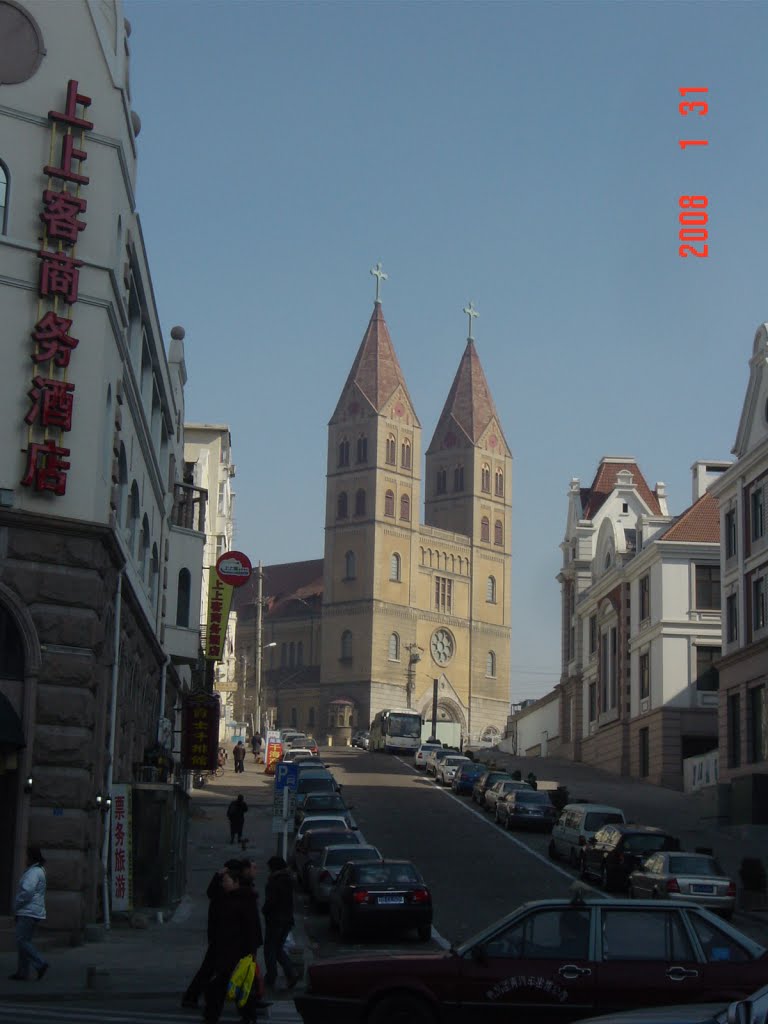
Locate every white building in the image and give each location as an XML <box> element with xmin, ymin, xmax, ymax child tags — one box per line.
<box><xmin>0</xmin><ymin>0</ymin><xmax>205</xmax><ymax>935</ymax></box>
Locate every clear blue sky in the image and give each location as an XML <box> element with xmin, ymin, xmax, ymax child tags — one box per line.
<box><xmin>126</xmin><ymin>0</ymin><xmax>768</xmax><ymax>703</ymax></box>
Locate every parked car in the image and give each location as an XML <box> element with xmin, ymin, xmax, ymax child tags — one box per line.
<box><xmin>471</xmin><ymin>769</ymin><xmax>512</xmax><ymax>804</ymax></box>
<box><xmin>425</xmin><ymin>747</ymin><xmax>460</xmax><ymax>777</ymax></box>
<box><xmin>304</xmin><ymin>736</ymin><xmax>320</xmax><ymax>755</ymax></box>
<box><xmin>484</xmin><ymin>778</ymin><xmax>532</xmax><ymax>815</ymax></box>
<box><xmin>573</xmin><ymin>981</ymin><xmax>768</xmax><ymax>1024</ymax></box>
<box><xmin>281</xmin><ymin>747</ymin><xmax>314</xmax><ymax>763</ymax></box>
<box><xmin>292</xmin><ymin>815</ymin><xmax>359</xmax><ymax>852</ymax></box>
<box><xmin>413</xmin><ymin>742</ymin><xmax>443</xmax><ymax>770</ymax></box>
<box><xmin>294</xmin><ymin>792</ymin><xmax>354</xmax><ymax>828</ymax></box>
<box><xmin>352</xmin><ymin>731</ymin><xmax>370</xmax><ymax>749</ymax></box>
<box><xmin>327</xmin><ymin>859</ymin><xmax>432</xmax><ymax>942</ymax></box>
<box><xmin>295</xmin><ymin>772</ymin><xmax>341</xmax><ymax>809</ymax></box>
<box><xmin>451</xmin><ymin>762</ymin><xmax>486</xmax><ymax>795</ymax></box>
<box><xmin>295</xmin><ymin>895</ymin><xmax>768</xmax><ymax>1024</ymax></box>
<box><xmin>628</xmin><ymin>852</ymin><xmax>736</xmax><ymax>919</ymax></box>
<box><xmin>305</xmin><ymin>844</ymin><xmax>382</xmax><ymax>907</ymax></box>
<box><xmin>582</xmin><ymin>824</ymin><xmax>680</xmax><ymax>891</ymax></box>
<box><xmin>286</xmin><ymin>733</ymin><xmax>309</xmax><ymax>748</ymax></box>
<box><xmin>549</xmin><ymin>803</ymin><xmax>626</xmax><ymax>866</ymax></box>
<box><xmin>293</xmin><ymin>828</ymin><xmax>362</xmax><ymax>888</ymax></box>
<box><xmin>497</xmin><ymin>788</ymin><xmax>558</xmax><ymax>831</ymax></box>
<box><xmin>437</xmin><ymin>755</ymin><xmax>472</xmax><ymax>786</ymax></box>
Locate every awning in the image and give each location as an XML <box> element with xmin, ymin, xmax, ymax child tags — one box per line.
<box><xmin>0</xmin><ymin>693</ymin><xmax>26</xmax><ymax>750</ymax></box>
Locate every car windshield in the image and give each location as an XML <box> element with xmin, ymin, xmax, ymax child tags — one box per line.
<box><xmin>462</xmin><ymin>766</ymin><xmax>484</xmax><ymax>776</ymax></box>
<box><xmin>445</xmin><ymin>757</ymin><xmax>468</xmax><ymax>767</ymax></box>
<box><xmin>420</xmin><ymin>745</ymin><xmax>442</xmax><ymax>753</ymax></box>
<box><xmin>485</xmin><ymin>773</ymin><xmax>510</xmax><ymax>785</ymax></box>
<box><xmin>303</xmin><ymin>796</ymin><xmax>345</xmax><ymax>812</ymax></box>
<box><xmin>326</xmin><ymin>847</ymin><xmax>379</xmax><ymax>865</ymax></box>
<box><xmin>517</xmin><ymin>791</ymin><xmax>551</xmax><ymax>804</ymax></box>
<box><xmin>667</xmin><ymin>855</ymin><xmax>724</xmax><ymax>876</ymax></box>
<box><xmin>389</xmin><ymin>714</ymin><xmax>422</xmax><ymax>739</ymax></box>
<box><xmin>623</xmin><ymin>834</ymin><xmax>672</xmax><ymax>853</ymax></box>
<box><xmin>298</xmin><ymin>779</ymin><xmax>335</xmax><ymax>794</ymax></box>
<box><xmin>356</xmin><ymin>863</ymin><xmax>420</xmax><ymax>886</ymax></box>
<box><xmin>308</xmin><ymin>831</ymin><xmax>358</xmax><ymax>850</ymax></box>
<box><xmin>300</xmin><ymin>818</ymin><xmax>348</xmax><ymax>833</ymax></box>
<box><xmin>584</xmin><ymin>812</ymin><xmax>624</xmax><ymax>831</ymax></box>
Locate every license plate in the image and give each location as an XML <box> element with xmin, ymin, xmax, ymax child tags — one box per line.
<box><xmin>690</xmin><ymin>884</ymin><xmax>715</xmax><ymax>894</ymax></box>
<box><xmin>377</xmin><ymin>895</ymin><xmax>404</xmax><ymax>905</ymax></box>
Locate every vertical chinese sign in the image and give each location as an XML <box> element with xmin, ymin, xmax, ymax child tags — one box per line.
<box><xmin>21</xmin><ymin>80</ymin><xmax>93</xmax><ymax>498</ymax></box>
<box><xmin>110</xmin><ymin>784</ymin><xmax>133</xmax><ymax>912</ymax></box>
<box><xmin>204</xmin><ymin>567</ymin><xmax>234</xmax><ymax>662</ymax></box>
<box><xmin>181</xmin><ymin>691</ymin><xmax>221</xmax><ymax>773</ymax></box>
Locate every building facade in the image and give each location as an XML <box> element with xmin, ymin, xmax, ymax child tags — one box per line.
<box><xmin>0</xmin><ymin>0</ymin><xmax>205</xmax><ymax>935</ymax></box>
<box><xmin>235</xmin><ymin>297</ymin><xmax>512</xmax><ymax>747</ymax></box>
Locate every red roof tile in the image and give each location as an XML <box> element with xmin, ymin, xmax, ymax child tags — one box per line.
<box><xmin>658</xmin><ymin>491</ymin><xmax>720</xmax><ymax>544</ymax></box>
<box><xmin>342</xmin><ymin>302</ymin><xmax>416</xmax><ymax>415</ymax></box>
<box><xmin>581</xmin><ymin>459</ymin><xmax>662</xmax><ymax>519</ymax></box>
<box><xmin>427</xmin><ymin>340</ymin><xmax>508</xmax><ymax>452</ymax></box>
<box><xmin>232</xmin><ymin>558</ymin><xmax>324</xmax><ymax>615</ymax></box>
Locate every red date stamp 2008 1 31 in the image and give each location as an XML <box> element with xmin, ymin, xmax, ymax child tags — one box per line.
<box><xmin>679</xmin><ymin>87</ymin><xmax>709</xmax><ymax>259</ymax></box>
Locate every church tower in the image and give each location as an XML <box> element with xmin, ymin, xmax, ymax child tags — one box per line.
<box><xmin>321</xmin><ymin>267</ymin><xmax>422</xmax><ymax>725</ymax></box>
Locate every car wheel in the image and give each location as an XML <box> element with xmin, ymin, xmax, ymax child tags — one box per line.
<box><xmin>368</xmin><ymin>994</ymin><xmax>436</xmax><ymax>1024</ymax></box>
<box><xmin>548</xmin><ymin>839</ymin><xmax>557</xmax><ymax>860</ymax></box>
<box><xmin>417</xmin><ymin>924</ymin><xmax>431</xmax><ymax>942</ymax></box>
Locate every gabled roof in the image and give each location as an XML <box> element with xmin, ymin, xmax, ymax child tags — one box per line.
<box><xmin>427</xmin><ymin>339</ymin><xmax>508</xmax><ymax>453</ymax></box>
<box><xmin>581</xmin><ymin>458</ymin><xmax>662</xmax><ymax>519</ymax></box>
<box><xmin>232</xmin><ymin>559</ymin><xmax>324</xmax><ymax>616</ymax></box>
<box><xmin>658</xmin><ymin>491</ymin><xmax>720</xmax><ymax>544</ymax></box>
<box><xmin>338</xmin><ymin>302</ymin><xmax>417</xmax><ymax>418</ymax></box>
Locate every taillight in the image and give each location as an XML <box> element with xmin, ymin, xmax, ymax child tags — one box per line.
<box><xmin>352</xmin><ymin>889</ymin><xmax>369</xmax><ymax>904</ymax></box>
<box><xmin>408</xmin><ymin>888</ymin><xmax>430</xmax><ymax>904</ymax></box>
<box><xmin>666</xmin><ymin>878</ymin><xmax>680</xmax><ymax>893</ymax></box>
<box><xmin>727</xmin><ymin>882</ymin><xmax>736</xmax><ymax>897</ymax></box>
<box><xmin>578</xmin><ymin>836</ymin><xmax>586</xmax><ymax>846</ymax></box>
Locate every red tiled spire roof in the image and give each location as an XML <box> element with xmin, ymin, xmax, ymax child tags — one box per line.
<box><xmin>659</xmin><ymin>491</ymin><xmax>720</xmax><ymax>543</ymax></box>
<box><xmin>428</xmin><ymin>339</ymin><xmax>507</xmax><ymax>451</ymax></box>
<box><xmin>581</xmin><ymin>459</ymin><xmax>662</xmax><ymax>519</ymax></box>
<box><xmin>342</xmin><ymin>302</ymin><xmax>416</xmax><ymax>415</ymax></box>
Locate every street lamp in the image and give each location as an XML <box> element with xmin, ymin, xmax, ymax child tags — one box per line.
<box><xmin>255</xmin><ymin>640</ymin><xmax>277</xmax><ymax>735</ymax></box>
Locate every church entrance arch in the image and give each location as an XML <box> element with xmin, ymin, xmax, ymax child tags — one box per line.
<box><xmin>419</xmin><ymin>689</ymin><xmax>467</xmax><ymax>746</ymax></box>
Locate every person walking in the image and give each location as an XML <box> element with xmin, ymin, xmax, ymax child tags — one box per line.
<box><xmin>251</xmin><ymin>733</ymin><xmax>262</xmax><ymax>763</ymax></box>
<box><xmin>9</xmin><ymin>846</ymin><xmax>49</xmax><ymax>982</ymax></box>
<box><xmin>262</xmin><ymin>855</ymin><xmax>299</xmax><ymax>992</ymax></box>
<box><xmin>227</xmin><ymin>794</ymin><xmax>248</xmax><ymax>844</ymax></box>
<box><xmin>181</xmin><ymin>858</ymin><xmax>243</xmax><ymax>1008</ymax></box>
<box><xmin>233</xmin><ymin>741</ymin><xmax>246</xmax><ymax>774</ymax></box>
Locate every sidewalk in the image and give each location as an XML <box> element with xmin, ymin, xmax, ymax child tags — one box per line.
<box><xmin>0</xmin><ymin>759</ymin><xmax>309</xmax><ymax>1002</ymax></box>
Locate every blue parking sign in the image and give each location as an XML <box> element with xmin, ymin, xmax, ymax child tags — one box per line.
<box><xmin>275</xmin><ymin>762</ymin><xmax>298</xmax><ymax>791</ymax></box>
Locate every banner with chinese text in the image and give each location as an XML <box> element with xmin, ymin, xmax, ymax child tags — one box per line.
<box><xmin>110</xmin><ymin>784</ymin><xmax>132</xmax><ymax>912</ymax></box>
<box><xmin>204</xmin><ymin>567</ymin><xmax>233</xmax><ymax>661</ymax></box>
<box><xmin>181</xmin><ymin>691</ymin><xmax>220</xmax><ymax>772</ymax></box>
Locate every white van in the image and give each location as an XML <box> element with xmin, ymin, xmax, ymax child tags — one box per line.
<box><xmin>548</xmin><ymin>803</ymin><xmax>626</xmax><ymax>866</ymax></box>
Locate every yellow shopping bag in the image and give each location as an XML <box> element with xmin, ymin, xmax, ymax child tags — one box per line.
<box><xmin>226</xmin><ymin>954</ymin><xmax>256</xmax><ymax>1008</ymax></box>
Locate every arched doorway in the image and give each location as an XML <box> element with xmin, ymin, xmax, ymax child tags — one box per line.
<box><xmin>420</xmin><ymin>691</ymin><xmax>467</xmax><ymax>747</ymax></box>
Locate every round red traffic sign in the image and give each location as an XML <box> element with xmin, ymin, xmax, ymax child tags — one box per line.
<box><xmin>215</xmin><ymin>550</ymin><xmax>252</xmax><ymax>587</ymax></box>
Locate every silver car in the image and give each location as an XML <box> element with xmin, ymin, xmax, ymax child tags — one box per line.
<box><xmin>305</xmin><ymin>844</ymin><xmax>382</xmax><ymax>906</ymax></box>
<box><xmin>628</xmin><ymin>852</ymin><xmax>736</xmax><ymax>919</ymax></box>
<box><xmin>437</xmin><ymin>755</ymin><xmax>472</xmax><ymax>786</ymax></box>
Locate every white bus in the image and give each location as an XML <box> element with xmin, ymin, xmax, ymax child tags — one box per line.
<box><xmin>369</xmin><ymin>707</ymin><xmax>423</xmax><ymax>754</ymax></box>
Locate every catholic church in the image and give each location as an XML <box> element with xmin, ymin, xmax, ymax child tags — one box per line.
<box><xmin>234</xmin><ymin>277</ymin><xmax>512</xmax><ymax>747</ymax></box>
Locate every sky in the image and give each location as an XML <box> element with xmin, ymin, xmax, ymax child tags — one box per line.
<box><xmin>125</xmin><ymin>0</ymin><xmax>768</xmax><ymax>704</ymax></box>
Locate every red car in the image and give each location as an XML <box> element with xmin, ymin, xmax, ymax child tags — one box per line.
<box><xmin>294</xmin><ymin>895</ymin><xmax>768</xmax><ymax>1024</ymax></box>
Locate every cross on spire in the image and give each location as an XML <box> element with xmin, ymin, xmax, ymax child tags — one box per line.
<box><xmin>463</xmin><ymin>300</ymin><xmax>479</xmax><ymax>341</ymax></box>
<box><xmin>370</xmin><ymin>261</ymin><xmax>388</xmax><ymax>303</ymax></box>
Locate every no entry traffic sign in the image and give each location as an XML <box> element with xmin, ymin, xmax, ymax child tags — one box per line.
<box><xmin>215</xmin><ymin>550</ymin><xmax>252</xmax><ymax>587</ymax></box>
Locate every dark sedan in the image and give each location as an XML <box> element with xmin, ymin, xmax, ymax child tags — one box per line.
<box><xmin>295</xmin><ymin>897</ymin><xmax>768</xmax><ymax>1024</ymax></box>
<box><xmin>575</xmin><ymin>981</ymin><xmax>768</xmax><ymax>1024</ymax></box>
<box><xmin>327</xmin><ymin>859</ymin><xmax>432</xmax><ymax>943</ymax></box>
<box><xmin>451</xmin><ymin>763</ymin><xmax>486</xmax><ymax>795</ymax></box>
<box><xmin>497</xmin><ymin>788</ymin><xmax>558</xmax><ymax>831</ymax></box>
<box><xmin>293</xmin><ymin>828</ymin><xmax>362</xmax><ymax>888</ymax></box>
<box><xmin>471</xmin><ymin>769</ymin><xmax>512</xmax><ymax>805</ymax></box>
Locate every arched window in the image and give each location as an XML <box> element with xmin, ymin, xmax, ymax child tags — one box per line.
<box><xmin>116</xmin><ymin>443</ymin><xmax>128</xmax><ymax>526</ymax></box>
<box><xmin>176</xmin><ymin>569</ymin><xmax>191</xmax><ymax>627</ymax></box>
<box><xmin>0</xmin><ymin>160</ymin><xmax>8</xmax><ymax>234</ymax></box>
<box><xmin>308</xmin><ymin>706</ymin><xmax>315</xmax><ymax>727</ymax></box>
<box><xmin>481</xmin><ymin>516</ymin><xmax>490</xmax><ymax>543</ymax></box>
<box><xmin>355</xmin><ymin>488</ymin><xmax>366</xmax><ymax>516</ymax></box>
<box><xmin>338</xmin><ymin>437</ymin><xmax>350</xmax><ymax>467</ymax></box>
<box><xmin>386</xmin><ymin>435</ymin><xmax>396</xmax><ymax>465</ymax></box>
<box><xmin>401</xmin><ymin>439</ymin><xmax>411</xmax><ymax>469</ymax></box>
<box><xmin>297</xmin><ymin>642</ymin><xmax>304</xmax><ymax>666</ymax></box>
<box><xmin>384</xmin><ymin>490</ymin><xmax>395</xmax><ymax>517</ymax></box>
<box><xmin>481</xmin><ymin>463</ymin><xmax>491</xmax><ymax>493</ymax></box>
<box><xmin>390</xmin><ymin>552</ymin><xmax>401</xmax><ymax>581</ymax></box>
<box><xmin>337</xmin><ymin>491</ymin><xmax>348</xmax><ymax>519</ymax></box>
<box><xmin>340</xmin><ymin>630</ymin><xmax>353</xmax><ymax>660</ymax></box>
<box><xmin>150</xmin><ymin>544</ymin><xmax>160</xmax><ymax>605</ymax></box>
<box><xmin>290</xmin><ymin>707</ymin><xmax>298</xmax><ymax>727</ymax></box>
<box><xmin>139</xmin><ymin>515</ymin><xmax>150</xmax><ymax>580</ymax></box>
<box><xmin>454</xmin><ymin>465</ymin><xmax>464</xmax><ymax>492</ymax></box>
<box><xmin>0</xmin><ymin>604</ymin><xmax>24</xmax><ymax>678</ymax></box>
<box><xmin>486</xmin><ymin>651</ymin><xmax>497</xmax><ymax>677</ymax></box>
<box><xmin>104</xmin><ymin>385</ymin><xmax>113</xmax><ymax>481</ymax></box>
<box><xmin>289</xmin><ymin>641</ymin><xmax>296</xmax><ymax>667</ymax></box>
<box><xmin>494</xmin><ymin>519</ymin><xmax>504</xmax><ymax>546</ymax></box>
<box><xmin>356</xmin><ymin>435</ymin><xmax>368</xmax><ymax>463</ymax></box>
<box><xmin>400</xmin><ymin>494</ymin><xmax>410</xmax><ymax>521</ymax></box>
<box><xmin>128</xmin><ymin>481</ymin><xmax>140</xmax><ymax>553</ymax></box>
<box><xmin>486</xmin><ymin>575</ymin><xmax>497</xmax><ymax>603</ymax></box>
<box><xmin>436</xmin><ymin>468</ymin><xmax>447</xmax><ymax>495</ymax></box>
<box><xmin>495</xmin><ymin>469</ymin><xmax>504</xmax><ymax>497</ymax></box>
<box><xmin>344</xmin><ymin>550</ymin><xmax>356</xmax><ymax>579</ymax></box>
<box><xmin>388</xmin><ymin>632</ymin><xmax>400</xmax><ymax>661</ymax></box>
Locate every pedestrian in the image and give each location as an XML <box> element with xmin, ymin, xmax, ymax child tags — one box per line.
<box><xmin>251</xmin><ymin>733</ymin><xmax>262</xmax><ymax>763</ymax></box>
<box><xmin>203</xmin><ymin>862</ymin><xmax>264</xmax><ymax>1024</ymax></box>
<box><xmin>9</xmin><ymin>846</ymin><xmax>49</xmax><ymax>982</ymax></box>
<box><xmin>227</xmin><ymin>794</ymin><xmax>248</xmax><ymax>844</ymax></box>
<box><xmin>527</xmin><ymin>771</ymin><xmax>538</xmax><ymax>790</ymax></box>
<box><xmin>181</xmin><ymin>858</ymin><xmax>243</xmax><ymax>1008</ymax></box>
<box><xmin>262</xmin><ymin>855</ymin><xmax>299</xmax><ymax>992</ymax></box>
<box><xmin>233</xmin><ymin>741</ymin><xmax>246</xmax><ymax>774</ymax></box>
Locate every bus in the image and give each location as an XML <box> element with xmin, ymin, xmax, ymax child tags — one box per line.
<box><xmin>369</xmin><ymin>707</ymin><xmax>423</xmax><ymax>754</ymax></box>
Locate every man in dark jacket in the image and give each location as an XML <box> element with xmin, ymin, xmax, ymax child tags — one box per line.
<box><xmin>227</xmin><ymin>794</ymin><xmax>248</xmax><ymax>843</ymax></box>
<box><xmin>181</xmin><ymin>859</ymin><xmax>242</xmax><ymax>1008</ymax></box>
<box><xmin>262</xmin><ymin>856</ymin><xmax>299</xmax><ymax>991</ymax></box>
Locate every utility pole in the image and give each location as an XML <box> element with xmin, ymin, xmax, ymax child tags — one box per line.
<box><xmin>254</xmin><ymin>560</ymin><xmax>263</xmax><ymax>735</ymax></box>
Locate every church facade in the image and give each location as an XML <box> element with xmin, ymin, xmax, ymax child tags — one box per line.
<box><xmin>234</xmin><ymin>296</ymin><xmax>512</xmax><ymax>746</ymax></box>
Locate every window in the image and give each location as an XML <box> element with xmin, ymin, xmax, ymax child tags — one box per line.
<box><xmin>399</xmin><ymin>494</ymin><xmax>410</xmax><ymax>521</ymax></box>
<box><xmin>289</xmin><ymin>642</ymin><xmax>296</xmax><ymax>667</ymax></box>
<box><xmin>453</xmin><ymin>465</ymin><xmax>464</xmax><ymax>492</ymax></box>
<box><xmin>434</xmin><ymin>576</ymin><xmax>453</xmax><ymax>613</ymax></box>
<box><xmin>481</xmin><ymin>517</ymin><xmax>490</xmax><ymax>543</ymax></box>
<box><xmin>601</xmin><ymin>909</ymin><xmax>693</xmax><ymax>961</ymax></box>
<box><xmin>753</xmin><ymin>576</ymin><xmax>766</xmax><ymax>631</ymax></box>
<box><xmin>639</xmin><ymin>728</ymin><xmax>650</xmax><ymax>778</ymax></box>
<box><xmin>139</xmin><ymin>515</ymin><xmax>150</xmax><ymax>581</ymax></box>
<box><xmin>355</xmin><ymin>488</ymin><xmax>366</xmax><ymax>516</ymax></box>
<box><xmin>688</xmin><ymin>916</ymin><xmax>751</xmax><ymax>965</ymax></box>
<box><xmin>176</xmin><ymin>569</ymin><xmax>191</xmax><ymax>627</ymax></box>
<box><xmin>385</xmin><ymin>435</ymin><xmax>396</xmax><ymax>465</ymax></box>
<box><xmin>401</xmin><ymin>439</ymin><xmax>411</xmax><ymax>469</ymax></box>
<box><xmin>390</xmin><ymin>552</ymin><xmax>401</xmax><ymax>582</ymax></box>
<box><xmin>639</xmin><ymin>574</ymin><xmax>650</xmax><ymax>621</ymax></box>
<box><xmin>356</xmin><ymin>435</ymin><xmax>368</xmax><ymax>463</ymax></box>
<box><xmin>749</xmin><ymin>685</ymin><xmax>767</xmax><ymax>763</ymax></box>
<box><xmin>340</xmin><ymin>630</ymin><xmax>353</xmax><ymax>660</ymax></box>
<box><xmin>481</xmin><ymin>464</ymin><xmax>491</xmax><ymax>493</ymax></box>
<box><xmin>215</xmin><ymin>534</ymin><xmax>226</xmax><ymax>559</ymax></box>
<box><xmin>297</xmin><ymin>642</ymin><xmax>304</xmax><ymax>666</ymax></box>
<box><xmin>436</xmin><ymin>468</ymin><xmax>447</xmax><ymax>495</ymax></box>
<box><xmin>486</xmin><ymin>651</ymin><xmax>496</xmax><ymax>677</ymax></box>
<box><xmin>217</xmin><ymin>481</ymin><xmax>226</xmax><ymax>514</ymax></box>
<box><xmin>0</xmin><ymin>160</ymin><xmax>8</xmax><ymax>234</ymax></box>
<box><xmin>695</xmin><ymin>565</ymin><xmax>721</xmax><ymax>610</ymax></box>
<box><xmin>588</xmin><ymin>683</ymin><xmax>597</xmax><ymax>722</ymax></box>
<box><xmin>639</xmin><ymin>652</ymin><xmax>650</xmax><ymax>700</ymax></box>
<box><xmin>486</xmin><ymin>575</ymin><xmax>496</xmax><ymax>603</ymax></box>
<box><xmin>338</xmin><ymin>438</ymin><xmax>350</xmax><ymax>467</ymax></box>
<box><xmin>484</xmin><ymin>909</ymin><xmax>590</xmax><ymax>961</ymax></box>
<box><xmin>308</xmin><ymin>706</ymin><xmax>315</xmax><ymax>727</ymax></box>
<box><xmin>128</xmin><ymin>481</ymin><xmax>140</xmax><ymax>554</ymax></box>
<box><xmin>610</xmin><ymin>627</ymin><xmax>618</xmax><ymax>709</ymax></box>
<box><xmin>290</xmin><ymin>707</ymin><xmax>298</xmax><ymax>728</ymax></box>
<box><xmin>388</xmin><ymin>633</ymin><xmax>400</xmax><ymax>661</ymax></box>
<box><xmin>726</xmin><ymin>593</ymin><xmax>738</xmax><ymax>643</ymax></box>
<box><xmin>150</xmin><ymin>544</ymin><xmax>159</xmax><ymax>605</ymax></box>
<box><xmin>695</xmin><ymin>646</ymin><xmax>720</xmax><ymax>691</ymax></box>
<box><xmin>280</xmin><ymin>643</ymin><xmax>287</xmax><ymax>667</ymax></box>
<box><xmin>494</xmin><ymin>519</ymin><xmax>503</xmax><ymax>546</ymax></box>
<box><xmin>589</xmin><ymin>615</ymin><xmax>597</xmax><ymax>655</ymax></box>
<box><xmin>344</xmin><ymin>550</ymin><xmax>356</xmax><ymax>579</ymax></box>
<box><xmin>725</xmin><ymin>508</ymin><xmax>737</xmax><ymax>558</ymax></box>
<box><xmin>384</xmin><ymin>490</ymin><xmax>395</xmax><ymax>517</ymax></box>
<box><xmin>752</xmin><ymin>486</ymin><xmax>765</xmax><ymax>541</ymax></box>
<box><xmin>495</xmin><ymin>469</ymin><xmax>504</xmax><ymax>497</ymax></box>
<box><xmin>337</xmin><ymin>491</ymin><xmax>348</xmax><ymax>519</ymax></box>
<box><xmin>728</xmin><ymin>693</ymin><xmax>741</xmax><ymax>769</ymax></box>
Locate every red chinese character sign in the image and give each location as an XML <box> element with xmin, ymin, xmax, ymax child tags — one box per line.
<box><xmin>181</xmin><ymin>692</ymin><xmax>220</xmax><ymax>772</ymax></box>
<box><xmin>110</xmin><ymin>784</ymin><xmax>132</xmax><ymax>912</ymax></box>
<box><xmin>20</xmin><ymin>79</ymin><xmax>93</xmax><ymax>499</ymax></box>
<box><xmin>205</xmin><ymin>567</ymin><xmax>234</xmax><ymax>662</ymax></box>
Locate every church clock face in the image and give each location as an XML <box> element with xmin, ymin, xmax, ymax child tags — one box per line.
<box><xmin>430</xmin><ymin>628</ymin><xmax>454</xmax><ymax>665</ymax></box>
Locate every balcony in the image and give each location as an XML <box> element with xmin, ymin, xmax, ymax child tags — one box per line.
<box><xmin>172</xmin><ymin>483</ymin><xmax>207</xmax><ymax>533</ymax></box>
